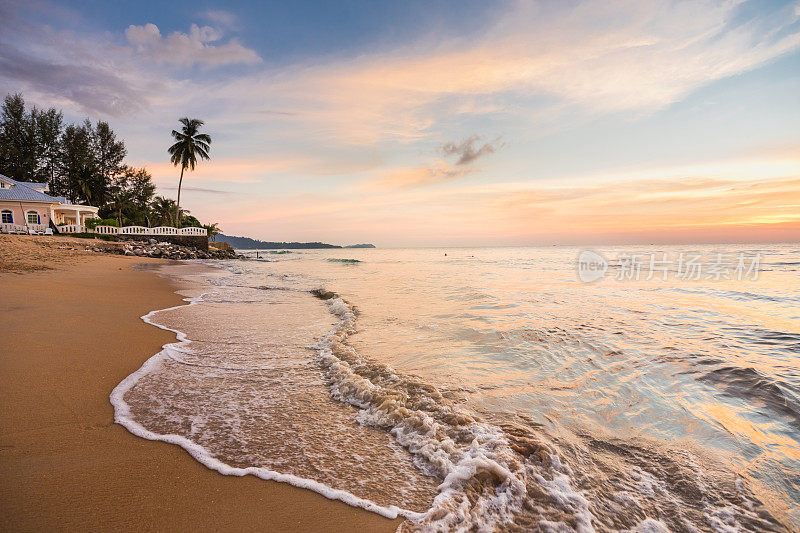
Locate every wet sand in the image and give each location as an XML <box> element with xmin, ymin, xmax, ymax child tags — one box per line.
<box><xmin>0</xmin><ymin>235</ymin><xmax>400</xmax><ymax>532</ymax></box>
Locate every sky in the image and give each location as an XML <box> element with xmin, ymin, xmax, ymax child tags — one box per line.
<box><xmin>0</xmin><ymin>0</ymin><xmax>799</xmax><ymax>246</ymax></box>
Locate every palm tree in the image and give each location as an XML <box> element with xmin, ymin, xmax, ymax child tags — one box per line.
<box><xmin>168</xmin><ymin>118</ymin><xmax>211</xmax><ymax>227</ymax></box>
<box><xmin>150</xmin><ymin>196</ymin><xmax>177</xmax><ymax>226</ymax></box>
<box><xmin>202</xmin><ymin>222</ymin><xmax>221</xmax><ymax>241</ymax></box>
<box><xmin>110</xmin><ymin>189</ymin><xmax>133</xmax><ymax>227</ymax></box>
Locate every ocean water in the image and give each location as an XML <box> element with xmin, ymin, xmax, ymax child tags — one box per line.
<box><xmin>113</xmin><ymin>245</ymin><xmax>800</xmax><ymax>532</ymax></box>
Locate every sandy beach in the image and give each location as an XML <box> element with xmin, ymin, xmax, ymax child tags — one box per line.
<box><xmin>0</xmin><ymin>235</ymin><xmax>399</xmax><ymax>532</ymax></box>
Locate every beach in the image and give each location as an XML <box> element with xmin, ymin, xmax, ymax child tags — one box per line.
<box><xmin>2</xmin><ymin>237</ymin><xmax>799</xmax><ymax>532</ymax></box>
<box><xmin>0</xmin><ymin>236</ymin><xmax>399</xmax><ymax>532</ymax></box>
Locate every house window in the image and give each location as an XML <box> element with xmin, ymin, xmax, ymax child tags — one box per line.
<box><xmin>1</xmin><ymin>210</ymin><xmax>12</xmax><ymax>223</ymax></box>
<box><xmin>27</xmin><ymin>211</ymin><xmax>40</xmax><ymax>224</ymax></box>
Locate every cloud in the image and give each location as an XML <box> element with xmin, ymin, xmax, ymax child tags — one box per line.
<box><xmin>252</xmin><ymin>0</ymin><xmax>800</xmax><ymax>142</ymax></box>
<box><xmin>4</xmin><ymin>0</ymin><xmax>798</xmax><ymax>144</ymax></box>
<box><xmin>367</xmin><ymin>136</ymin><xmax>501</xmax><ymax>189</ymax></box>
<box><xmin>2</xmin><ymin>0</ymin><xmax>799</xmax><ymax>246</ymax></box>
<box><xmin>199</xmin><ymin>171</ymin><xmax>800</xmax><ymax>246</ymax></box>
<box><xmin>124</xmin><ymin>23</ymin><xmax>261</xmax><ymax>67</ymax></box>
<box><xmin>441</xmin><ymin>136</ymin><xmax>503</xmax><ymax>165</ymax></box>
<box><xmin>0</xmin><ymin>42</ymin><xmax>149</xmax><ymax>116</ymax></box>
<box><xmin>159</xmin><ymin>185</ymin><xmax>232</xmax><ymax>195</ymax></box>
<box><xmin>203</xmin><ymin>10</ymin><xmax>238</xmax><ymax>29</ymax></box>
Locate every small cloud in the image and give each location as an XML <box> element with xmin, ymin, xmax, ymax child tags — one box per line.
<box><xmin>258</xmin><ymin>109</ymin><xmax>299</xmax><ymax>117</ymax></box>
<box><xmin>124</xmin><ymin>23</ymin><xmax>261</xmax><ymax>67</ymax></box>
<box><xmin>203</xmin><ymin>10</ymin><xmax>238</xmax><ymax>29</ymax></box>
<box><xmin>160</xmin><ymin>185</ymin><xmax>232</xmax><ymax>195</ymax></box>
<box><xmin>441</xmin><ymin>136</ymin><xmax>503</xmax><ymax>165</ymax></box>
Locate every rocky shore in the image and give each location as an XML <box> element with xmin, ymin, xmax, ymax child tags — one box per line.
<box><xmin>120</xmin><ymin>240</ymin><xmax>240</xmax><ymax>260</ymax></box>
<box><xmin>0</xmin><ymin>235</ymin><xmax>240</xmax><ymax>268</ymax></box>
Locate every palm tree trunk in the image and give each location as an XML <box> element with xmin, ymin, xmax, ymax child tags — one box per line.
<box><xmin>175</xmin><ymin>165</ymin><xmax>185</xmax><ymax>228</ymax></box>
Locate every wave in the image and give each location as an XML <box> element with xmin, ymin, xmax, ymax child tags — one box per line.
<box><xmin>110</xmin><ymin>292</ymin><xmax>422</xmax><ymax>521</ymax></box>
<box><xmin>309</xmin><ymin>291</ymin><xmax>789</xmax><ymax>531</ymax></box>
<box><xmin>699</xmin><ymin>365</ymin><xmax>800</xmax><ymax>428</ymax></box>
<box><xmin>111</xmin><ymin>264</ymin><xmax>792</xmax><ymax>532</ymax></box>
<box><xmin>327</xmin><ymin>258</ymin><xmax>361</xmax><ymax>264</ymax></box>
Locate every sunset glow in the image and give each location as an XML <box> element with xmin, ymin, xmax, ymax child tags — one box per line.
<box><xmin>1</xmin><ymin>0</ymin><xmax>798</xmax><ymax>245</ymax></box>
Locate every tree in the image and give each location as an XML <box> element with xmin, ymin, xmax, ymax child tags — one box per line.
<box><xmin>124</xmin><ymin>167</ymin><xmax>156</xmax><ymax>212</ymax></box>
<box><xmin>168</xmin><ymin>118</ymin><xmax>211</xmax><ymax>227</ymax></box>
<box><xmin>109</xmin><ymin>189</ymin><xmax>133</xmax><ymax>227</ymax></box>
<box><xmin>203</xmin><ymin>222</ymin><xmax>221</xmax><ymax>241</ymax></box>
<box><xmin>58</xmin><ymin>123</ymin><xmax>96</xmax><ymax>203</ymax></box>
<box><xmin>1</xmin><ymin>93</ymin><xmax>220</xmax><ymax>232</ymax></box>
<box><xmin>0</xmin><ymin>93</ymin><xmax>37</xmax><ymax>181</ymax></box>
<box><xmin>92</xmin><ymin>121</ymin><xmax>126</xmax><ymax>206</ymax></box>
<box><xmin>32</xmin><ymin>107</ymin><xmax>64</xmax><ymax>188</ymax></box>
<box><xmin>104</xmin><ymin>166</ymin><xmax>156</xmax><ymax>226</ymax></box>
<box><xmin>150</xmin><ymin>196</ymin><xmax>178</xmax><ymax>226</ymax></box>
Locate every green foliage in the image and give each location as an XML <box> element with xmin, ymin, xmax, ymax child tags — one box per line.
<box><xmin>57</xmin><ymin>121</ymin><xmax>96</xmax><ymax>203</ymax></box>
<box><xmin>182</xmin><ymin>214</ymin><xmax>202</xmax><ymax>227</ymax></box>
<box><xmin>0</xmin><ymin>94</ymin><xmax>127</xmax><ymax>207</ymax></box>
<box><xmin>2</xmin><ymin>93</ymin><xmax>219</xmax><ymax>232</ymax></box>
<box><xmin>168</xmin><ymin>118</ymin><xmax>211</xmax><ymax>172</ymax></box>
<box><xmin>168</xmin><ymin>117</ymin><xmax>211</xmax><ymax>226</ymax></box>
<box><xmin>85</xmin><ymin>217</ymin><xmax>119</xmax><ymax>229</ymax></box>
<box><xmin>84</xmin><ymin>217</ymin><xmax>101</xmax><ymax>229</ymax></box>
<box><xmin>150</xmin><ymin>196</ymin><xmax>177</xmax><ymax>226</ymax></box>
<box><xmin>0</xmin><ymin>93</ymin><xmax>37</xmax><ymax>181</ymax></box>
<box><xmin>203</xmin><ymin>222</ymin><xmax>221</xmax><ymax>241</ymax></box>
<box><xmin>33</xmin><ymin>107</ymin><xmax>63</xmax><ymax>185</ymax></box>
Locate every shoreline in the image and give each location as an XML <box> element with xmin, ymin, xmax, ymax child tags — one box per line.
<box><xmin>112</xmin><ymin>261</ymin><xmax>420</xmax><ymax>521</ymax></box>
<box><xmin>0</xmin><ymin>235</ymin><xmax>400</xmax><ymax>532</ymax></box>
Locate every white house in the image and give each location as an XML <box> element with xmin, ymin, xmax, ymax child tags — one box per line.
<box><xmin>0</xmin><ymin>174</ymin><xmax>99</xmax><ymax>233</ymax></box>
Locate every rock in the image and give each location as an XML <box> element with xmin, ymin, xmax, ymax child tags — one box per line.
<box><xmin>149</xmin><ymin>239</ymin><xmax>157</xmax><ymax>245</ymax></box>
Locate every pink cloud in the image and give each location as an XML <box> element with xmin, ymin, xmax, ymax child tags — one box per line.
<box><xmin>124</xmin><ymin>23</ymin><xmax>260</xmax><ymax>67</ymax></box>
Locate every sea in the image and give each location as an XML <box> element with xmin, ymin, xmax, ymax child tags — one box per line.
<box><xmin>112</xmin><ymin>244</ymin><xmax>800</xmax><ymax>532</ymax></box>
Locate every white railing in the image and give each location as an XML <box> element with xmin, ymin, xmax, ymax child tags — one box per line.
<box><xmin>57</xmin><ymin>224</ymin><xmax>85</xmax><ymax>233</ymax></box>
<box><xmin>26</xmin><ymin>224</ymin><xmax>47</xmax><ymax>233</ymax></box>
<box><xmin>30</xmin><ymin>224</ymin><xmax>207</xmax><ymax>236</ymax></box>
<box><xmin>95</xmin><ymin>225</ymin><xmax>120</xmax><ymax>235</ymax></box>
<box><xmin>119</xmin><ymin>226</ymin><xmax>149</xmax><ymax>235</ymax></box>
<box><xmin>152</xmin><ymin>226</ymin><xmax>179</xmax><ymax>235</ymax></box>
<box><xmin>116</xmin><ymin>225</ymin><xmax>206</xmax><ymax>236</ymax></box>
<box><xmin>1</xmin><ymin>223</ymin><xmax>28</xmax><ymax>234</ymax></box>
<box><xmin>180</xmin><ymin>227</ymin><xmax>206</xmax><ymax>235</ymax></box>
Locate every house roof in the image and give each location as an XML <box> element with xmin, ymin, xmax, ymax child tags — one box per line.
<box><xmin>0</xmin><ymin>174</ymin><xmax>62</xmax><ymax>203</ymax></box>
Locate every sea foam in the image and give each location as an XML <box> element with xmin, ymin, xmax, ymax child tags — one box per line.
<box><xmin>110</xmin><ymin>291</ymin><xmax>423</xmax><ymax>521</ymax></box>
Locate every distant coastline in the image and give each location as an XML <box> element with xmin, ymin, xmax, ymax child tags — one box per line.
<box><xmin>215</xmin><ymin>234</ymin><xmax>375</xmax><ymax>250</ymax></box>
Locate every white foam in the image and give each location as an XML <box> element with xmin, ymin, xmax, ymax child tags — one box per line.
<box><xmin>705</xmin><ymin>507</ymin><xmax>739</xmax><ymax>533</ymax></box>
<box><xmin>112</xmin><ymin>271</ymin><xmax>599</xmax><ymax>531</ymax></box>
<box><xmin>315</xmin><ymin>296</ymin><xmax>598</xmax><ymax>532</ymax></box>
<box><xmin>110</xmin><ymin>287</ymin><xmax>424</xmax><ymax>522</ymax></box>
<box><xmin>633</xmin><ymin>518</ymin><xmax>670</xmax><ymax>533</ymax></box>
